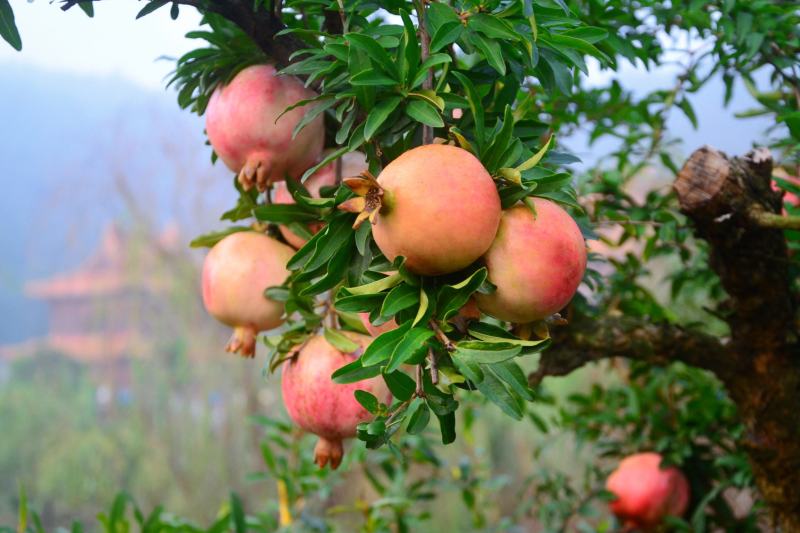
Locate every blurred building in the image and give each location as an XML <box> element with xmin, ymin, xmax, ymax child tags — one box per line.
<box><xmin>0</xmin><ymin>222</ymin><xmax>184</xmax><ymax>403</ymax></box>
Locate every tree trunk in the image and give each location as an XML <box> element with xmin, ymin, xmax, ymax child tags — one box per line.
<box><xmin>675</xmin><ymin>146</ymin><xmax>800</xmax><ymax>530</ymax></box>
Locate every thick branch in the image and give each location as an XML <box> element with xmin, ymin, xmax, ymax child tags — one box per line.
<box><xmin>528</xmin><ymin>315</ymin><xmax>730</xmax><ymax>387</ymax></box>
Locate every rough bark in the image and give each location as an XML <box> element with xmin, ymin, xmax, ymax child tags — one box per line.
<box><xmin>538</xmin><ymin>147</ymin><xmax>800</xmax><ymax>530</ymax></box>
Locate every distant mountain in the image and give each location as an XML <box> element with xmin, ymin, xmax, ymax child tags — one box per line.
<box><xmin>0</xmin><ymin>64</ymin><xmax>233</xmax><ymax>343</ymax></box>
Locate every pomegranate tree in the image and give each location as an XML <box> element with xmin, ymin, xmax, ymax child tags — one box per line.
<box><xmin>476</xmin><ymin>200</ymin><xmax>587</xmax><ymax>323</ymax></box>
<box><xmin>201</xmin><ymin>231</ymin><xmax>294</xmax><ymax>357</ymax></box>
<box><xmin>340</xmin><ymin>144</ymin><xmax>501</xmax><ymax>275</ymax></box>
<box><xmin>606</xmin><ymin>453</ymin><xmax>690</xmax><ymax>531</ymax></box>
<box><xmin>281</xmin><ymin>333</ymin><xmax>391</xmax><ymax>468</ymax></box>
<box><xmin>273</xmin><ymin>150</ymin><xmax>368</xmax><ymax>248</ymax></box>
<box><xmin>205</xmin><ymin>64</ymin><xmax>324</xmax><ymax>191</ymax></box>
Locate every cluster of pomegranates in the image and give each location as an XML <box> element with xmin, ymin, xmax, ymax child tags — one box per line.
<box><xmin>199</xmin><ymin>65</ymin><xmax>587</xmax><ymax>467</ymax></box>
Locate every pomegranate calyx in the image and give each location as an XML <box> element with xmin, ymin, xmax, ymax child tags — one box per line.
<box><xmin>339</xmin><ymin>171</ymin><xmax>384</xmax><ymax>229</ymax></box>
<box><xmin>239</xmin><ymin>154</ymin><xmax>274</xmax><ymax>192</ymax></box>
<box><xmin>226</xmin><ymin>326</ymin><xmax>258</xmax><ymax>358</ymax></box>
<box><xmin>313</xmin><ymin>437</ymin><xmax>345</xmax><ymax>470</ymax></box>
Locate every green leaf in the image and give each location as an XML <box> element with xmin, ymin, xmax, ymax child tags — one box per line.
<box><xmin>516</xmin><ymin>135</ymin><xmax>553</xmax><ymax>171</ymax></box>
<box><xmin>253</xmin><ymin>203</ymin><xmax>318</xmax><ymax>223</ymax></box>
<box><xmin>405</xmin><ymin>99</ymin><xmax>444</xmax><ymax>127</ymax></box>
<box><xmin>332</xmin><ymin>359</ymin><xmax>383</xmax><ymax>384</ymax></box>
<box><xmin>468</xmin><ymin>322</ymin><xmax>549</xmax><ymax>349</ymax></box>
<box><xmin>346</xmin><ymin>33</ymin><xmax>398</xmax><ymax>79</ymax></box>
<box><xmin>189</xmin><ymin>226</ymin><xmax>251</xmax><ymax>248</ymax></box>
<box><xmin>354</xmin><ymin>390</ymin><xmax>380</xmax><ymax>413</ymax></box>
<box><xmin>350</xmin><ymin>69</ymin><xmax>399</xmax><ymax>86</ymax></box>
<box><xmin>136</xmin><ymin>0</ymin><xmax>169</xmax><ymax>19</ymax></box>
<box><xmin>436</xmin><ymin>268</ymin><xmax>487</xmax><ymax>321</ymax></box>
<box><xmin>412</xmin><ymin>287</ymin><xmax>430</xmax><ymax>327</ymax></box>
<box><xmin>468</xmin><ymin>14</ymin><xmax>519</xmax><ymax>41</ymax></box>
<box><xmin>407</xmin><ymin>401</ymin><xmax>431</xmax><ymax>434</ymax></box>
<box><xmin>347</xmin><ymin>272</ymin><xmax>403</xmax><ymax>296</ymax></box>
<box><xmin>430</xmin><ymin>22</ymin><xmax>463</xmax><ymax>52</ymax></box>
<box><xmin>386</xmin><ymin>327</ymin><xmax>434</xmax><ymax>373</ymax></box>
<box><xmin>677</xmin><ymin>98</ymin><xmax>698</xmax><ymax>129</ymax></box>
<box><xmin>0</xmin><ymin>0</ymin><xmax>21</xmax><ymax>51</ymax></box>
<box><xmin>381</xmin><ymin>282</ymin><xmax>420</xmax><ymax>317</ymax></box>
<box><xmin>469</xmin><ymin>31</ymin><xmax>506</xmax><ymax>75</ymax></box>
<box><xmin>451</xmin><ymin>71</ymin><xmax>485</xmax><ymax>144</ymax></box>
<box><xmin>77</xmin><ymin>2</ymin><xmax>94</xmax><ymax>17</ymax></box>
<box><xmin>364</xmin><ymin>97</ymin><xmax>402</xmax><ymax>140</ymax></box>
<box><xmin>434</xmin><ymin>411</ymin><xmax>456</xmax><ymax>444</ymax></box>
<box><xmin>324</xmin><ymin>328</ymin><xmax>361</xmax><ymax>353</ymax></box>
<box><xmin>384</xmin><ymin>370</ymin><xmax>416</xmax><ymax>401</ymax></box>
<box><xmin>475</xmin><ymin>365</ymin><xmax>524</xmax><ymax>419</ymax></box>
<box><xmin>362</xmin><ymin>323</ymin><xmax>412</xmax><ymax>366</ymax></box>
<box><xmin>230</xmin><ymin>493</ymin><xmax>246</xmax><ymax>533</ymax></box>
<box><xmin>492</xmin><ymin>360</ymin><xmax>536</xmax><ymax>401</ymax></box>
<box><xmin>454</xmin><ymin>341</ymin><xmax>522</xmax><ymax>364</ymax></box>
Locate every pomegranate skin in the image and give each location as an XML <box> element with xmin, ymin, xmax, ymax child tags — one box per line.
<box><xmin>205</xmin><ymin>64</ymin><xmax>324</xmax><ymax>191</ymax></box>
<box><xmin>606</xmin><ymin>453</ymin><xmax>690</xmax><ymax>531</ymax></box>
<box><xmin>274</xmin><ymin>151</ymin><xmax>368</xmax><ymax>249</ymax></box>
<box><xmin>358</xmin><ymin>313</ymin><xmax>399</xmax><ymax>337</ymax></box>
<box><xmin>281</xmin><ymin>333</ymin><xmax>392</xmax><ymax>468</ymax></box>
<box><xmin>373</xmin><ymin>144</ymin><xmax>501</xmax><ymax>276</ymax></box>
<box><xmin>202</xmin><ymin>231</ymin><xmax>295</xmax><ymax>357</ymax></box>
<box><xmin>475</xmin><ymin>200</ymin><xmax>586</xmax><ymax>323</ymax></box>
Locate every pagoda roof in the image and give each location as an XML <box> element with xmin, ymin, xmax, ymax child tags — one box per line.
<box><xmin>26</xmin><ymin>223</ymin><xmax>176</xmax><ymax>299</ymax></box>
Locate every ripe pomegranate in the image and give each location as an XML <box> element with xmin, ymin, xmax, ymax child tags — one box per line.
<box><xmin>205</xmin><ymin>64</ymin><xmax>324</xmax><ymax>192</ymax></box>
<box><xmin>475</xmin><ymin>200</ymin><xmax>586</xmax><ymax>323</ymax></box>
<box><xmin>281</xmin><ymin>333</ymin><xmax>392</xmax><ymax>469</ymax></box>
<box><xmin>606</xmin><ymin>453</ymin><xmax>690</xmax><ymax>531</ymax></box>
<box><xmin>340</xmin><ymin>144</ymin><xmax>501</xmax><ymax>276</ymax></box>
<box><xmin>274</xmin><ymin>151</ymin><xmax>368</xmax><ymax>249</ymax></box>
<box><xmin>202</xmin><ymin>231</ymin><xmax>294</xmax><ymax>357</ymax></box>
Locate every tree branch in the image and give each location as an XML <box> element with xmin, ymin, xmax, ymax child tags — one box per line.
<box><xmin>528</xmin><ymin>314</ymin><xmax>730</xmax><ymax>387</ymax></box>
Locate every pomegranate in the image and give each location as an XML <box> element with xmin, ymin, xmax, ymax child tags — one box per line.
<box><xmin>340</xmin><ymin>144</ymin><xmax>501</xmax><ymax>275</ymax></box>
<box><xmin>281</xmin><ymin>332</ymin><xmax>392</xmax><ymax>469</ymax></box>
<box><xmin>202</xmin><ymin>231</ymin><xmax>294</xmax><ymax>357</ymax></box>
<box><xmin>606</xmin><ymin>453</ymin><xmax>690</xmax><ymax>531</ymax></box>
<box><xmin>205</xmin><ymin>64</ymin><xmax>324</xmax><ymax>191</ymax></box>
<box><xmin>475</xmin><ymin>200</ymin><xmax>586</xmax><ymax>323</ymax></box>
<box><xmin>274</xmin><ymin>151</ymin><xmax>369</xmax><ymax>249</ymax></box>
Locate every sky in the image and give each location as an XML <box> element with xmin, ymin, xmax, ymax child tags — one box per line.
<box><xmin>0</xmin><ymin>2</ymin><xmax>202</xmax><ymax>90</ymax></box>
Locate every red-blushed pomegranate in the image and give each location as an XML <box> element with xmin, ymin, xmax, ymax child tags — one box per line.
<box><xmin>202</xmin><ymin>231</ymin><xmax>295</xmax><ymax>357</ymax></box>
<box><xmin>274</xmin><ymin>151</ymin><xmax>369</xmax><ymax>249</ymax></box>
<box><xmin>340</xmin><ymin>144</ymin><xmax>501</xmax><ymax>276</ymax></box>
<box><xmin>475</xmin><ymin>200</ymin><xmax>587</xmax><ymax>323</ymax></box>
<box><xmin>205</xmin><ymin>64</ymin><xmax>324</xmax><ymax>192</ymax></box>
<box><xmin>606</xmin><ymin>453</ymin><xmax>690</xmax><ymax>531</ymax></box>
<box><xmin>281</xmin><ymin>332</ymin><xmax>392</xmax><ymax>469</ymax></box>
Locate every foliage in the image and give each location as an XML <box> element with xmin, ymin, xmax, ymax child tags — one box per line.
<box><xmin>2</xmin><ymin>0</ymin><xmax>800</xmax><ymax>530</ymax></box>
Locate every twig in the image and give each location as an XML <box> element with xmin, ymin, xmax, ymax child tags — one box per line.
<box><xmin>414</xmin><ymin>0</ymin><xmax>434</xmax><ymax>145</ymax></box>
<box><xmin>415</xmin><ymin>363</ymin><xmax>425</xmax><ymax>397</ymax></box>
<box><xmin>428</xmin><ymin>346</ymin><xmax>439</xmax><ymax>385</ymax></box>
<box><xmin>429</xmin><ymin>319</ymin><xmax>455</xmax><ymax>351</ymax></box>
<box><xmin>748</xmin><ymin>207</ymin><xmax>800</xmax><ymax>230</ymax></box>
